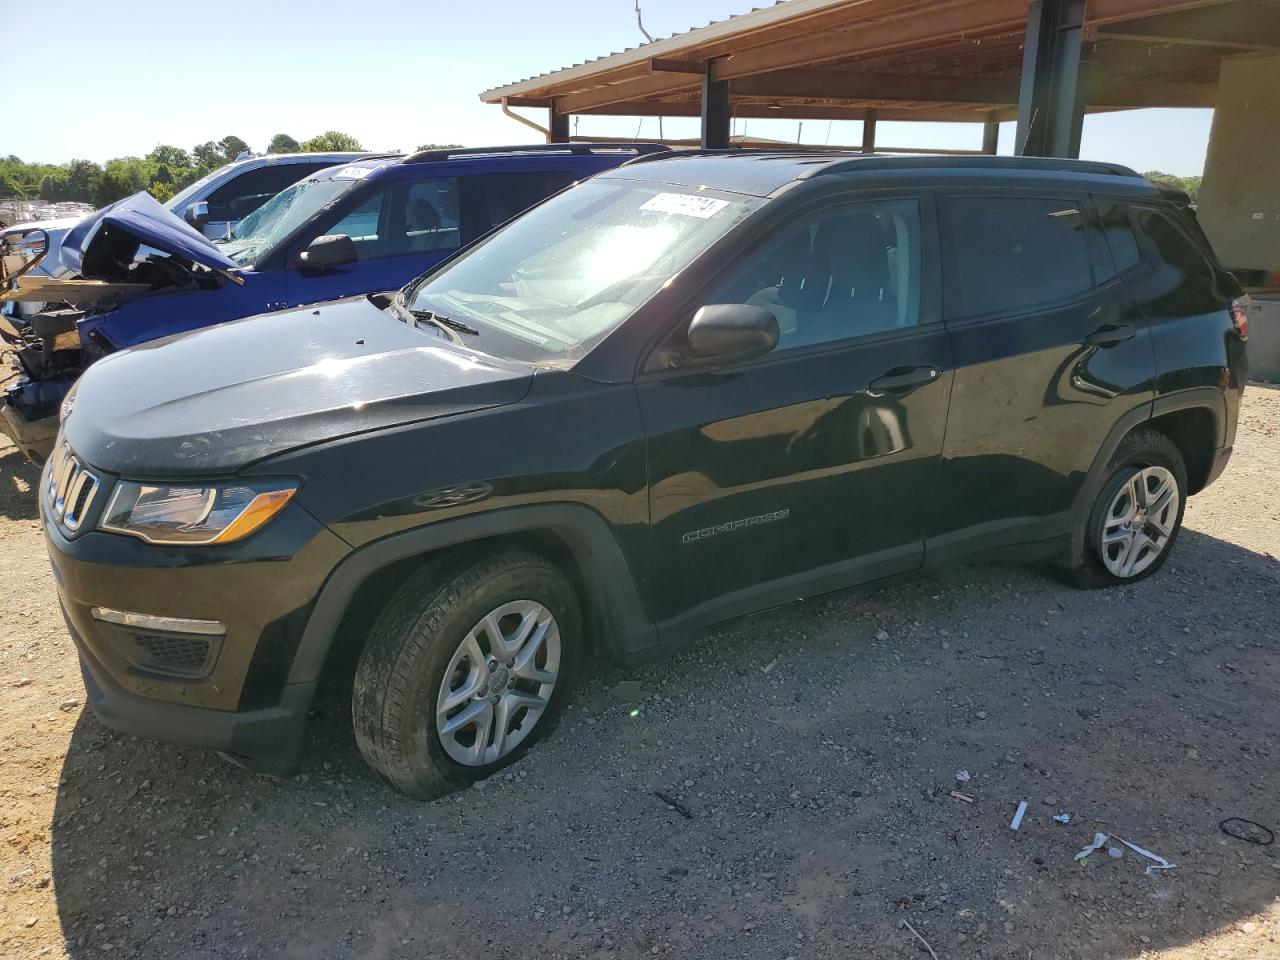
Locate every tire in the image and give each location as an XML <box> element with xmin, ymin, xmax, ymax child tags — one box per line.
<box><xmin>352</xmin><ymin>549</ymin><xmax>582</xmax><ymax>800</ymax></box>
<box><xmin>1065</xmin><ymin>428</ymin><xmax>1187</xmax><ymax>589</ymax></box>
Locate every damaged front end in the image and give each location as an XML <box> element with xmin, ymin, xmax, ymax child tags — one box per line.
<box><xmin>0</xmin><ymin>193</ymin><xmax>242</xmax><ymax>464</ymax></box>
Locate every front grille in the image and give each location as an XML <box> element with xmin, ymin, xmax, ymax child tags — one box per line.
<box><xmin>133</xmin><ymin>634</ymin><xmax>213</xmax><ymax>676</ymax></box>
<box><xmin>45</xmin><ymin>441</ymin><xmax>100</xmax><ymax>533</ymax></box>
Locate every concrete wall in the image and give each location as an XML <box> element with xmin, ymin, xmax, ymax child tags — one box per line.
<box><xmin>1198</xmin><ymin>53</ymin><xmax>1280</xmax><ymax>275</ymax></box>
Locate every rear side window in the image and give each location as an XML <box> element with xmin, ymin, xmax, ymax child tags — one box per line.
<box><xmin>471</xmin><ymin>171</ymin><xmax>578</xmax><ymax>234</ymax></box>
<box><xmin>1095</xmin><ymin>198</ymin><xmax>1142</xmax><ymax>275</ymax></box>
<box><xmin>1134</xmin><ymin>208</ymin><xmax>1214</xmax><ymax>284</ymax></box>
<box><xmin>944</xmin><ymin>196</ymin><xmax>1093</xmax><ymax>318</ymax></box>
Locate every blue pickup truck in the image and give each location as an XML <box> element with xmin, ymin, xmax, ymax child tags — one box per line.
<box><xmin>0</xmin><ymin>144</ymin><xmax>666</xmax><ymax>463</ymax></box>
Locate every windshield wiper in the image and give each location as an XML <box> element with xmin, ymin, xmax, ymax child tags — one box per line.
<box><xmin>409</xmin><ymin>309</ymin><xmax>479</xmax><ymax>338</ymax></box>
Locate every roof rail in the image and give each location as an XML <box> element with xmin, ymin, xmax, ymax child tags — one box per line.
<box><xmin>403</xmin><ymin>142</ymin><xmax>670</xmax><ymax>164</ymax></box>
<box><xmin>799</xmin><ymin>154</ymin><xmax>1141</xmax><ymax>180</ymax></box>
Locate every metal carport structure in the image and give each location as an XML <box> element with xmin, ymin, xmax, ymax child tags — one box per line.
<box><xmin>478</xmin><ymin>0</ymin><xmax>1275</xmax><ymax>159</ymax></box>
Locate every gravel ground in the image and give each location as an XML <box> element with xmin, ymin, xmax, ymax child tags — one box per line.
<box><xmin>2</xmin><ymin>387</ymin><xmax>1278</xmax><ymax>960</ymax></box>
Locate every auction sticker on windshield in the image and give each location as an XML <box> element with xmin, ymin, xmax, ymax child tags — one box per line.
<box><xmin>640</xmin><ymin>193</ymin><xmax>730</xmax><ymax>219</ymax></box>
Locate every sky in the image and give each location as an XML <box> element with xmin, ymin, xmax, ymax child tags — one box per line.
<box><xmin>4</xmin><ymin>0</ymin><xmax>1213</xmax><ymax>176</ymax></box>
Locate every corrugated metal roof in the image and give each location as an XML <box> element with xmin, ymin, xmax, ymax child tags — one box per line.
<box><xmin>478</xmin><ymin>0</ymin><xmax>853</xmax><ymax>101</ymax></box>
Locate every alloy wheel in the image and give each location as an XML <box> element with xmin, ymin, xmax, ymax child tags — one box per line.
<box><xmin>1099</xmin><ymin>465</ymin><xmax>1179</xmax><ymax>579</ymax></box>
<box><xmin>435</xmin><ymin>600</ymin><xmax>561</xmax><ymax>766</ymax></box>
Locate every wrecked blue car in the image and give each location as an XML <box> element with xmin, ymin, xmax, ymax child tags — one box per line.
<box><xmin>0</xmin><ymin>144</ymin><xmax>665</xmax><ymax>463</ymax></box>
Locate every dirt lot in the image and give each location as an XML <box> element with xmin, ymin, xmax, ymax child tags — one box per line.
<box><xmin>1</xmin><ymin>389</ymin><xmax>1278</xmax><ymax>960</ymax></box>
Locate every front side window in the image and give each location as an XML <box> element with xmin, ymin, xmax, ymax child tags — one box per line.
<box><xmin>408</xmin><ymin>179</ymin><xmax>758</xmax><ymax>363</ymax></box>
<box><xmin>325</xmin><ymin>177</ymin><xmax>461</xmax><ymax>261</ymax></box>
<box><xmin>697</xmin><ymin>198</ymin><xmax>922</xmax><ymax>350</ymax></box>
<box><xmin>944</xmin><ymin>196</ymin><xmax>1093</xmax><ymax>318</ymax></box>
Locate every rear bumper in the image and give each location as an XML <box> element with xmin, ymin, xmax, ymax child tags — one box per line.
<box><xmin>1204</xmin><ymin>444</ymin><xmax>1233</xmax><ymax>490</ymax></box>
<box><xmin>70</xmin><ymin>609</ymin><xmax>316</xmax><ymax>776</ymax></box>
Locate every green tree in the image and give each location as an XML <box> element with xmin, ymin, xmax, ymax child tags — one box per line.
<box><xmin>267</xmin><ymin>133</ymin><xmax>301</xmax><ymax>154</ymax></box>
<box><xmin>301</xmin><ymin>130</ymin><xmax>365</xmax><ymax>152</ymax></box>
<box><xmin>219</xmin><ymin>135</ymin><xmax>250</xmax><ymax>162</ymax></box>
<box><xmin>92</xmin><ymin>157</ymin><xmax>154</xmax><ymax>206</ymax></box>
<box><xmin>415</xmin><ymin>143</ymin><xmax>463</xmax><ymax>151</ymax></box>
<box><xmin>191</xmin><ymin>141</ymin><xmax>224</xmax><ymax>170</ymax></box>
<box><xmin>147</xmin><ymin>144</ymin><xmax>192</xmax><ymax>169</ymax></box>
<box><xmin>63</xmin><ymin>159</ymin><xmax>103</xmax><ymax>203</ymax></box>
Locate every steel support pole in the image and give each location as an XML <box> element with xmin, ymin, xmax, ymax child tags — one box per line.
<box><xmin>1015</xmin><ymin>0</ymin><xmax>1085</xmax><ymax>158</ymax></box>
<box><xmin>548</xmin><ymin>104</ymin><xmax>570</xmax><ymax>144</ymax></box>
<box><xmin>982</xmin><ymin>113</ymin><xmax>1000</xmax><ymax>154</ymax></box>
<box><xmin>701</xmin><ymin>65</ymin><xmax>731</xmax><ymax>149</ymax></box>
<box><xmin>861</xmin><ymin>109</ymin><xmax>878</xmax><ymax>153</ymax></box>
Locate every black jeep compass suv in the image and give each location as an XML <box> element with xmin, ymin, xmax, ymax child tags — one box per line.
<box><xmin>42</xmin><ymin>153</ymin><xmax>1248</xmax><ymax>798</ymax></box>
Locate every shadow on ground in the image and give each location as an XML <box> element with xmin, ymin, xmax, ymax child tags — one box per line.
<box><xmin>46</xmin><ymin>526</ymin><xmax>1279</xmax><ymax>959</ymax></box>
<box><xmin>0</xmin><ymin>447</ymin><xmax>42</xmax><ymax>521</ymax></box>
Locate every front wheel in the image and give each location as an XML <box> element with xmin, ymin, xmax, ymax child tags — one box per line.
<box><xmin>1066</xmin><ymin>428</ymin><xmax>1187</xmax><ymax>588</ymax></box>
<box><xmin>352</xmin><ymin>550</ymin><xmax>582</xmax><ymax>799</ymax></box>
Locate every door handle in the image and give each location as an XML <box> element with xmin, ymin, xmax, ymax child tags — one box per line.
<box><xmin>1084</xmin><ymin>323</ymin><xmax>1136</xmax><ymax>347</ymax></box>
<box><xmin>865</xmin><ymin>365</ymin><xmax>941</xmax><ymax>396</ymax></box>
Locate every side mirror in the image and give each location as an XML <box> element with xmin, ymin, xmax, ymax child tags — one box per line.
<box><xmin>682</xmin><ymin>303</ymin><xmax>779</xmax><ymax>368</ymax></box>
<box><xmin>184</xmin><ymin>201</ymin><xmax>210</xmax><ymax>228</ymax></box>
<box><xmin>298</xmin><ymin>234</ymin><xmax>358</xmax><ymax>271</ymax></box>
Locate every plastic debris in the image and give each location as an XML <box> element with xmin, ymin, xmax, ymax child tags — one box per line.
<box><xmin>1053</xmin><ymin>812</ymin><xmax>1072</xmax><ymax>824</ymax></box>
<box><xmin>954</xmin><ymin>770</ymin><xmax>971</xmax><ymax>784</ymax></box>
<box><xmin>1220</xmin><ymin>818</ymin><xmax>1275</xmax><ymax>846</ymax></box>
<box><xmin>1115</xmin><ymin>836</ymin><xmax>1176</xmax><ymax>875</ymax></box>
<box><xmin>1075</xmin><ymin>832</ymin><xmax>1109</xmax><ymax>861</ymax></box>
<box><xmin>1108</xmin><ymin>846</ymin><xmax>1124</xmax><ymax>859</ymax></box>
<box><xmin>1009</xmin><ymin>800</ymin><xmax>1028</xmax><ymax>831</ymax></box>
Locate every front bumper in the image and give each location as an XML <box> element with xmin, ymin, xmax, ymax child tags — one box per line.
<box><xmin>0</xmin><ymin>380</ymin><xmax>59</xmax><ymax>464</ymax></box>
<box><xmin>43</xmin><ymin>472</ymin><xmax>351</xmax><ymax>775</ymax></box>
<box><xmin>71</xmin><ymin>611</ymin><xmax>315</xmax><ymax>775</ymax></box>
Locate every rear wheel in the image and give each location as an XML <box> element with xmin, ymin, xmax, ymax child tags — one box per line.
<box><xmin>1067</xmin><ymin>428</ymin><xmax>1187</xmax><ymax>588</ymax></box>
<box><xmin>352</xmin><ymin>550</ymin><xmax>581</xmax><ymax>799</ymax></box>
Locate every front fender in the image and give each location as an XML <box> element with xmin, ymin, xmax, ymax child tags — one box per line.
<box><xmin>286</xmin><ymin>503</ymin><xmax>656</xmax><ymax>685</ymax></box>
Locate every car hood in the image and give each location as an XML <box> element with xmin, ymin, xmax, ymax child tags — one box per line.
<box><xmin>61</xmin><ymin>192</ymin><xmax>239</xmax><ymax>278</ymax></box>
<box><xmin>63</xmin><ymin>296</ymin><xmax>534</xmax><ymax>477</ymax></box>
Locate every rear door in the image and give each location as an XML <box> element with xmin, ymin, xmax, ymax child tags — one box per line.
<box><xmin>636</xmin><ymin>193</ymin><xmax>952</xmax><ymax>634</ymax></box>
<box><xmin>929</xmin><ymin>189</ymin><xmax>1156</xmax><ymax>562</ymax></box>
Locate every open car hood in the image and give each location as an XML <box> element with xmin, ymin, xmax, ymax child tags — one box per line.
<box><xmin>61</xmin><ymin>192</ymin><xmax>239</xmax><ymax>279</ymax></box>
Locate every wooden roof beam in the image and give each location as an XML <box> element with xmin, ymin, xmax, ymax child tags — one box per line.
<box><xmin>724</xmin><ymin>68</ymin><xmax>1214</xmax><ymax>109</ymax></box>
<box><xmin>729</xmin><ymin>69</ymin><xmax>1020</xmax><ymax>104</ymax></box>
<box><xmin>1094</xmin><ymin>5</ymin><xmax>1280</xmax><ymax>49</ymax></box>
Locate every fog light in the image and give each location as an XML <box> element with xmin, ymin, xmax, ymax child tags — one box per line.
<box><xmin>90</xmin><ymin>607</ymin><xmax>226</xmax><ymax>636</ymax></box>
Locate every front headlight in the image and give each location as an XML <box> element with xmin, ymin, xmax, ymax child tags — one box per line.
<box><xmin>100</xmin><ymin>480</ymin><xmax>298</xmax><ymax>545</ymax></box>
<box><xmin>60</xmin><ymin>381</ymin><xmax>79</xmax><ymax>423</ymax></box>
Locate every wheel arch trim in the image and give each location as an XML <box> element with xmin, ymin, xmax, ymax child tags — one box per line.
<box><xmin>286</xmin><ymin>504</ymin><xmax>654</xmax><ymax>684</ymax></box>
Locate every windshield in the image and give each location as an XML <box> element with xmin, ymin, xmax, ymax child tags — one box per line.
<box><xmin>164</xmin><ymin>164</ymin><xmax>230</xmax><ymax>213</ymax></box>
<box><xmin>217</xmin><ymin>177</ymin><xmax>351</xmax><ymax>266</ymax></box>
<box><xmin>407</xmin><ymin>179</ymin><xmax>758</xmax><ymax>363</ymax></box>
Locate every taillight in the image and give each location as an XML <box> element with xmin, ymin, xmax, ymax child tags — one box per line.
<box><xmin>1231</xmin><ymin>299</ymin><xmax>1249</xmax><ymax>341</ymax></box>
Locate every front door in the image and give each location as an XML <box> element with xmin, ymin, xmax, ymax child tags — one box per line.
<box><xmin>285</xmin><ymin>175</ymin><xmax>463</xmax><ymax>307</ymax></box>
<box><xmin>636</xmin><ymin>195</ymin><xmax>952</xmax><ymax>635</ymax></box>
